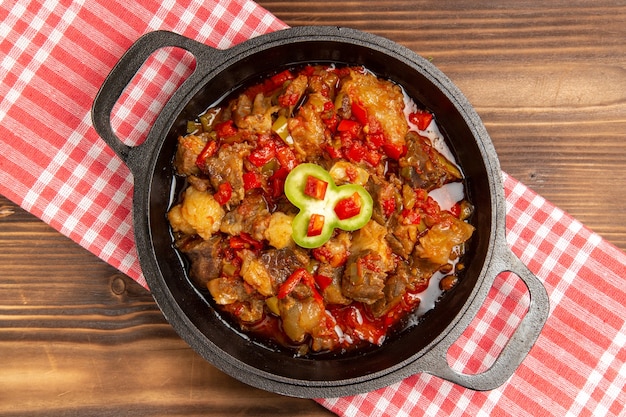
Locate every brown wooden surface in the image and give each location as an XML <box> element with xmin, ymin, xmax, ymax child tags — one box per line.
<box><xmin>1</xmin><ymin>1</ymin><xmax>625</xmax><ymax>415</ymax></box>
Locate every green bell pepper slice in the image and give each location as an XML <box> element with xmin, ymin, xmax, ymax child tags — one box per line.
<box><xmin>284</xmin><ymin>163</ymin><xmax>373</xmax><ymax>248</ymax></box>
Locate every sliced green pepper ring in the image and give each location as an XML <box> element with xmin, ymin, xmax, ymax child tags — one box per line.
<box><xmin>285</xmin><ymin>163</ymin><xmax>373</xmax><ymax>248</ymax></box>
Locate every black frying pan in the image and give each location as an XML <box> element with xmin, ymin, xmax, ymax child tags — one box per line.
<box><xmin>92</xmin><ymin>26</ymin><xmax>549</xmax><ymax>398</ymax></box>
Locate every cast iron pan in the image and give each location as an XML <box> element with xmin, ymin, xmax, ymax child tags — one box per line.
<box><xmin>92</xmin><ymin>27</ymin><xmax>549</xmax><ymax>398</ymax></box>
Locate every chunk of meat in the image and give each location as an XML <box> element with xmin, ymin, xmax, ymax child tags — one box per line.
<box><xmin>399</xmin><ymin>131</ymin><xmax>462</xmax><ymax>191</ymax></box>
<box><xmin>207</xmin><ymin>277</ymin><xmax>248</xmax><ymax>305</ymax></box>
<box><xmin>280</xmin><ymin>74</ymin><xmax>308</xmax><ymax>113</ymax></box>
<box><xmin>219</xmin><ymin>192</ymin><xmax>271</xmax><ymax>241</ymax></box>
<box><xmin>278</xmin><ymin>295</ymin><xmax>325</xmax><ymax>343</ymax></box>
<box><xmin>232</xmin><ymin>93</ymin><xmax>278</xmax><ymax>133</ymax></box>
<box><xmin>199</xmin><ymin>142</ymin><xmax>251</xmax><ymax>205</ymax></box>
<box><xmin>385</xmin><ymin>212</ymin><xmax>420</xmax><ymax>259</ymax></box>
<box><xmin>258</xmin><ymin>247</ymin><xmax>308</xmax><ymax>290</ymax></box>
<box><xmin>316</xmin><ymin>262</ymin><xmax>350</xmax><ymax>305</ymax></box>
<box><xmin>350</xmin><ymin>220</ymin><xmax>394</xmax><ymax>271</ymax></box>
<box><xmin>341</xmin><ymin>68</ymin><xmax>409</xmax><ymax>146</ymax></box>
<box><xmin>176</xmin><ymin>235</ymin><xmax>223</xmax><ymax>287</ymax></box>
<box><xmin>415</xmin><ymin>212</ymin><xmax>475</xmax><ymax>264</ymax></box>
<box><xmin>311</xmin><ymin>231</ymin><xmax>351</xmax><ymax>268</ymax></box>
<box><xmin>173</xmin><ymin>133</ymin><xmax>207</xmax><ymax>176</ymax></box>
<box><xmin>288</xmin><ymin>92</ymin><xmax>330</xmax><ymax>160</ymax></box>
<box><xmin>240</xmin><ymin>249</ymin><xmax>274</xmax><ymax>296</ymax></box>
<box><xmin>342</xmin><ymin>250</ymin><xmax>388</xmax><ymax>305</ymax></box>
<box><xmin>369</xmin><ymin>262</ymin><xmax>412</xmax><ymax>318</ymax></box>
<box><xmin>366</xmin><ymin>174</ymin><xmax>401</xmax><ymax>224</ymax></box>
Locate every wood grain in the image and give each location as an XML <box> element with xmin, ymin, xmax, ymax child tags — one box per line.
<box><xmin>2</xmin><ymin>1</ymin><xmax>625</xmax><ymax>415</ymax></box>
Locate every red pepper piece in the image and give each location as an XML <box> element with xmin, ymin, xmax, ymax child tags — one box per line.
<box><xmin>337</xmin><ymin>119</ymin><xmax>361</xmax><ymax>135</ymax></box>
<box><xmin>277</xmin><ymin>268</ymin><xmax>324</xmax><ymax>304</ymax></box>
<box><xmin>248</xmin><ymin>140</ymin><xmax>276</xmax><ymax>167</ymax></box>
<box><xmin>277</xmin><ymin>268</ymin><xmax>309</xmax><ymax>299</ymax></box>
<box><xmin>229</xmin><ymin>232</ymin><xmax>263</xmax><ymax>251</ymax></box>
<box><xmin>307</xmin><ymin>213</ymin><xmax>325</xmax><ymax>237</ymax></box>
<box><xmin>314</xmin><ymin>274</ymin><xmax>333</xmax><ymax>292</ymax></box>
<box><xmin>242</xmin><ymin>171</ymin><xmax>263</xmax><ymax>191</ymax></box>
<box><xmin>351</xmin><ymin>102</ymin><xmax>368</xmax><ymax>125</ymax></box>
<box><xmin>195</xmin><ymin>140</ymin><xmax>218</xmax><ymax>169</ymax></box>
<box><xmin>382</xmin><ymin>143</ymin><xmax>407</xmax><ymax>160</ymax></box>
<box><xmin>268</xmin><ymin>167</ymin><xmax>289</xmax><ymax>199</ymax></box>
<box><xmin>278</xmin><ymin>92</ymin><xmax>300</xmax><ymax>107</ymax></box>
<box><xmin>276</xmin><ymin>145</ymin><xmax>298</xmax><ymax>171</ymax></box>
<box><xmin>214</xmin><ymin>182</ymin><xmax>232</xmax><ymax>205</ymax></box>
<box><xmin>408</xmin><ymin>110</ymin><xmax>433</xmax><ymax>131</ymax></box>
<box><xmin>344</xmin><ymin>141</ymin><xmax>366</xmax><ymax>163</ymax></box>
<box><xmin>214</xmin><ymin>120</ymin><xmax>238</xmax><ymax>138</ymax></box>
<box><xmin>270</xmin><ymin>69</ymin><xmax>294</xmax><ymax>87</ymax></box>
<box><xmin>334</xmin><ymin>192</ymin><xmax>362</xmax><ymax>220</ymax></box>
<box><xmin>449</xmin><ymin>202</ymin><xmax>461</xmax><ymax>218</ymax></box>
<box><xmin>304</xmin><ymin>175</ymin><xmax>328</xmax><ymax>200</ymax></box>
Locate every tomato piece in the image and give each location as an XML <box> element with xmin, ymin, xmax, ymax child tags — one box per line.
<box><xmin>304</xmin><ymin>175</ymin><xmax>328</xmax><ymax>200</ymax></box>
<box><xmin>214</xmin><ymin>182</ymin><xmax>232</xmax><ymax>205</ymax></box>
<box><xmin>381</xmin><ymin>197</ymin><xmax>396</xmax><ymax>218</ymax></box>
<box><xmin>334</xmin><ymin>192</ymin><xmax>362</xmax><ymax>220</ymax></box>
<box><xmin>367</xmin><ymin>132</ymin><xmax>385</xmax><ymax>147</ymax></box>
<box><xmin>363</xmin><ymin>148</ymin><xmax>382</xmax><ymax>166</ymax></box>
<box><xmin>401</xmin><ymin>208</ymin><xmax>421</xmax><ymax>225</ymax></box>
<box><xmin>307</xmin><ymin>213</ymin><xmax>325</xmax><ymax>237</ymax></box>
<box><xmin>408</xmin><ymin>110</ymin><xmax>433</xmax><ymax>130</ymax></box>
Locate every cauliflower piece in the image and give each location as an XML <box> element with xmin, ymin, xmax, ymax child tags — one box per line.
<box><xmin>264</xmin><ymin>212</ymin><xmax>294</xmax><ymax>249</ymax></box>
<box><xmin>167</xmin><ymin>186</ymin><xmax>225</xmax><ymax>240</ymax></box>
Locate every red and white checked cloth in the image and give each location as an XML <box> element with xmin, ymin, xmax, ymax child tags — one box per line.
<box><xmin>1</xmin><ymin>1</ymin><xmax>625</xmax><ymax>416</ymax></box>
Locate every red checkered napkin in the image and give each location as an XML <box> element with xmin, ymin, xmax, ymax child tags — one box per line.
<box><xmin>319</xmin><ymin>172</ymin><xmax>626</xmax><ymax>416</ymax></box>
<box><xmin>1</xmin><ymin>1</ymin><xmax>625</xmax><ymax>416</ymax></box>
<box><xmin>0</xmin><ymin>0</ymin><xmax>287</xmax><ymax>288</ymax></box>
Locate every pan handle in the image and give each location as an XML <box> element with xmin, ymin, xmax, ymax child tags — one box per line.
<box><xmin>420</xmin><ymin>248</ymin><xmax>549</xmax><ymax>390</ymax></box>
<box><xmin>91</xmin><ymin>30</ymin><xmax>213</xmax><ymax>169</ymax></box>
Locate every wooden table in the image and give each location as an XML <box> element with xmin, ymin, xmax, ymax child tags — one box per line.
<box><xmin>1</xmin><ymin>1</ymin><xmax>624</xmax><ymax>415</ymax></box>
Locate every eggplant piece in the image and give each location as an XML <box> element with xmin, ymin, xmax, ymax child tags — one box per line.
<box><xmin>399</xmin><ymin>131</ymin><xmax>462</xmax><ymax>191</ymax></box>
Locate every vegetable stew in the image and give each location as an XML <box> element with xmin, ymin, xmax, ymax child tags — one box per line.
<box><xmin>167</xmin><ymin>65</ymin><xmax>475</xmax><ymax>355</ymax></box>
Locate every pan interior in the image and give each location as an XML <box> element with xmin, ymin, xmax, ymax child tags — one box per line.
<box><xmin>147</xmin><ymin>39</ymin><xmax>494</xmax><ymax>383</ymax></box>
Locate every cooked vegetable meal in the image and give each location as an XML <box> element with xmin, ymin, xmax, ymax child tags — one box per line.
<box><xmin>167</xmin><ymin>65</ymin><xmax>475</xmax><ymax>355</ymax></box>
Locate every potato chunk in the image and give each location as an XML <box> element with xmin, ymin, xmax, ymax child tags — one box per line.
<box><xmin>168</xmin><ymin>187</ymin><xmax>225</xmax><ymax>240</ymax></box>
<box><xmin>264</xmin><ymin>212</ymin><xmax>294</xmax><ymax>249</ymax></box>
